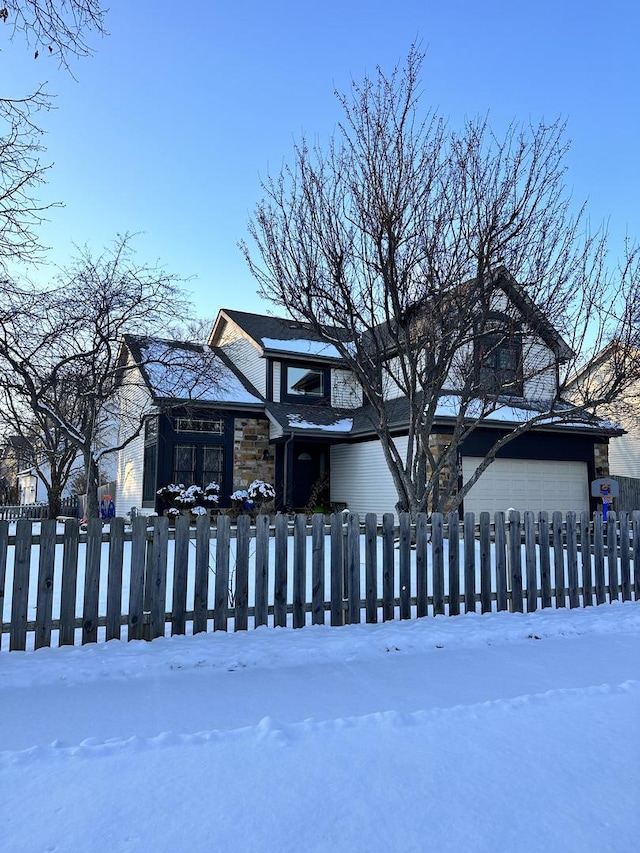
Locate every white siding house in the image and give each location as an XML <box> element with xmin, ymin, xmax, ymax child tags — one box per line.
<box><xmin>597</xmin><ymin>395</ymin><xmax>640</xmax><ymax>479</ymax></box>
<box><xmin>219</xmin><ymin>335</ymin><xmax>266</xmax><ymax>398</ymax></box>
<box><xmin>521</xmin><ymin>338</ymin><xmax>557</xmax><ymax>400</ymax></box>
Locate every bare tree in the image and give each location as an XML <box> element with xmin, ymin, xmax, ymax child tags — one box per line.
<box><xmin>0</xmin><ymin>378</ymin><xmax>81</xmax><ymax>516</ymax></box>
<box><xmin>0</xmin><ymin>87</ymin><xmax>54</xmax><ymax>270</ymax></box>
<box><xmin>0</xmin><ymin>234</ymin><xmax>200</xmax><ymax>518</ymax></box>
<box><xmin>0</xmin><ymin>2</ymin><xmax>107</xmax><ymax>270</ymax></box>
<box><xmin>243</xmin><ymin>47</ymin><xmax>640</xmax><ymax>516</ymax></box>
<box><xmin>1</xmin><ymin>1</ymin><xmax>106</xmax><ymax>65</ymax></box>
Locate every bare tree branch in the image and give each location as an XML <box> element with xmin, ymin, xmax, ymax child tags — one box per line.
<box><xmin>1</xmin><ymin>1</ymin><xmax>106</xmax><ymax>66</ymax></box>
<box><xmin>0</xmin><ymin>2</ymin><xmax>107</xmax><ymax>269</ymax></box>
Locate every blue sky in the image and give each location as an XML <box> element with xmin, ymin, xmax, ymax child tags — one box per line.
<box><xmin>4</xmin><ymin>0</ymin><xmax>639</xmax><ymax>320</ymax></box>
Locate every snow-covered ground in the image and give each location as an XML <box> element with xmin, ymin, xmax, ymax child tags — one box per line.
<box><xmin>1</xmin><ymin>603</ymin><xmax>639</xmax><ymax>852</ymax></box>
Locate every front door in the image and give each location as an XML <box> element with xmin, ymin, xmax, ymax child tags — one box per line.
<box><xmin>291</xmin><ymin>442</ymin><xmax>329</xmax><ymax>510</ymax></box>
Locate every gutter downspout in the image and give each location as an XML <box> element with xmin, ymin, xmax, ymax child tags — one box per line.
<box><xmin>283</xmin><ymin>431</ymin><xmax>295</xmax><ymax>512</ymax></box>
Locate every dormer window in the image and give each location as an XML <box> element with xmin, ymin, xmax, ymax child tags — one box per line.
<box><xmin>283</xmin><ymin>363</ymin><xmax>327</xmax><ymax>399</ymax></box>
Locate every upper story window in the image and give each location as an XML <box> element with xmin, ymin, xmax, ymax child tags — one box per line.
<box><xmin>475</xmin><ymin>319</ymin><xmax>523</xmax><ymax>396</ymax></box>
<box><xmin>283</xmin><ymin>363</ymin><xmax>327</xmax><ymax>399</ymax></box>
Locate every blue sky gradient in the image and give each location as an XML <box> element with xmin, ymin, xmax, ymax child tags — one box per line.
<box><xmin>4</xmin><ymin>0</ymin><xmax>639</xmax><ymax>319</ymax></box>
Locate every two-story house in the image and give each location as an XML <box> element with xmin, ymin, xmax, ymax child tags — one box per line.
<box><xmin>115</xmin><ymin>287</ymin><xmax>619</xmax><ymax>519</ymax></box>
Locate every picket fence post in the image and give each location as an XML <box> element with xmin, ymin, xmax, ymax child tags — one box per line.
<box><xmin>0</xmin><ymin>520</ymin><xmax>8</xmax><ymax>650</ymax></box>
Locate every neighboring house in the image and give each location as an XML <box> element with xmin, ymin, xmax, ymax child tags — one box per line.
<box><xmin>16</xmin><ymin>457</ymin><xmax>86</xmax><ymax>506</ymax></box>
<box><xmin>115</xmin><ymin>284</ymin><xmax>619</xmax><ymax>520</ymax></box>
<box><xmin>2</xmin><ymin>432</ymin><xmax>114</xmax><ymax>508</ymax></box>
<box><xmin>17</xmin><ymin>466</ymin><xmax>48</xmax><ymax>504</ymax></box>
<box><xmin>568</xmin><ymin>343</ymin><xmax>640</xmax><ymax>480</ymax></box>
<box><xmin>0</xmin><ymin>435</ymin><xmax>33</xmax><ymax>504</ymax></box>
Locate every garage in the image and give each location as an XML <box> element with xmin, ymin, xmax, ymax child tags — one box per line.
<box><xmin>461</xmin><ymin>457</ymin><xmax>590</xmax><ymax>517</ymax></box>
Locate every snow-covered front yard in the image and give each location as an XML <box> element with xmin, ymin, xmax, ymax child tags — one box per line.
<box><xmin>1</xmin><ymin>602</ymin><xmax>639</xmax><ymax>852</ymax></box>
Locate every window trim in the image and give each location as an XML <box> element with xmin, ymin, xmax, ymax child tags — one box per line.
<box><xmin>281</xmin><ymin>361</ymin><xmax>330</xmax><ymax>403</ymax></box>
<box><xmin>172</xmin><ymin>414</ymin><xmax>225</xmax><ymax>435</ymax></box>
<box><xmin>172</xmin><ymin>442</ymin><xmax>225</xmax><ymax>491</ymax></box>
<box><xmin>142</xmin><ymin>415</ymin><xmax>159</xmax><ymax>506</ymax></box>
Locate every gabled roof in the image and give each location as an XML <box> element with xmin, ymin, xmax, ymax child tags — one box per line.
<box><xmin>121</xmin><ymin>334</ymin><xmax>263</xmax><ymax>407</ymax></box>
<box><xmin>210</xmin><ymin>309</ymin><xmax>351</xmax><ymax>362</ymax></box>
<box><xmin>2</xmin><ymin>435</ymin><xmax>32</xmax><ymax>454</ymax></box>
<box><xmin>368</xmin><ymin>267</ymin><xmax>573</xmax><ymax>361</ymax></box>
<box><xmin>568</xmin><ymin>339</ymin><xmax>640</xmax><ymax>387</ymax></box>
<box><xmin>497</xmin><ymin>268</ymin><xmax>573</xmax><ymax>361</ymax></box>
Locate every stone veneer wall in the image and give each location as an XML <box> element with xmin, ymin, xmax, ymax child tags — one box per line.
<box><xmin>594</xmin><ymin>442</ymin><xmax>610</xmax><ymax>478</ymax></box>
<box><xmin>233</xmin><ymin>417</ymin><xmax>275</xmax><ymax>491</ymax></box>
<box><xmin>427</xmin><ymin>433</ymin><xmax>458</xmax><ymax>513</ymax></box>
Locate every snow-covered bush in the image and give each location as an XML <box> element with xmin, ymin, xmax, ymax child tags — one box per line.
<box><xmin>173</xmin><ymin>485</ymin><xmax>204</xmax><ymax>508</ymax></box>
<box><xmin>230</xmin><ymin>488</ymin><xmax>253</xmax><ymax>515</ymax></box>
<box><xmin>248</xmin><ymin>480</ymin><xmax>276</xmax><ymax>501</ymax></box>
<box><xmin>157</xmin><ymin>482</ymin><xmax>221</xmax><ymax>517</ymax></box>
<box><xmin>203</xmin><ymin>482</ymin><xmax>220</xmax><ymax>505</ymax></box>
<box><xmin>156</xmin><ymin>483</ymin><xmax>184</xmax><ymax>506</ymax></box>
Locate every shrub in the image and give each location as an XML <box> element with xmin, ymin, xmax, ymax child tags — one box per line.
<box><xmin>157</xmin><ymin>482</ymin><xmax>221</xmax><ymax>516</ymax></box>
<box><xmin>248</xmin><ymin>480</ymin><xmax>276</xmax><ymax>501</ymax></box>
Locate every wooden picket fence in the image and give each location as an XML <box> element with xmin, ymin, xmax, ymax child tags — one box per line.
<box><xmin>0</xmin><ymin>496</ymin><xmax>78</xmax><ymax>521</ymax></box>
<box><xmin>1</xmin><ymin>509</ymin><xmax>639</xmax><ymax>652</ymax></box>
<box><xmin>615</xmin><ymin>475</ymin><xmax>640</xmax><ymax>513</ymax></box>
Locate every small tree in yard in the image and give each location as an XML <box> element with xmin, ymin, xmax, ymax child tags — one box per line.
<box><xmin>0</xmin><ymin>378</ymin><xmax>81</xmax><ymax>517</ymax></box>
<box><xmin>0</xmin><ymin>234</ymin><xmax>202</xmax><ymax>518</ymax></box>
<box><xmin>243</xmin><ymin>46</ymin><xmax>640</xmax><ymax>516</ymax></box>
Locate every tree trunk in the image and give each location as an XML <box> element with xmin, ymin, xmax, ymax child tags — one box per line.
<box><xmin>46</xmin><ymin>484</ymin><xmax>63</xmax><ymax>520</ymax></box>
<box><xmin>84</xmin><ymin>451</ymin><xmax>101</xmax><ymax>519</ymax></box>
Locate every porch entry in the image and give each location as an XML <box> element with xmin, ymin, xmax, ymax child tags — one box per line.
<box><xmin>291</xmin><ymin>441</ymin><xmax>329</xmax><ymax>510</ymax></box>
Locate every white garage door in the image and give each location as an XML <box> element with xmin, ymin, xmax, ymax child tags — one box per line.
<box><xmin>462</xmin><ymin>457</ymin><xmax>589</xmax><ymax>517</ymax></box>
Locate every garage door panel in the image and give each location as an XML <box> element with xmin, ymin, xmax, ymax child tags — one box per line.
<box><xmin>462</xmin><ymin>457</ymin><xmax>589</xmax><ymax>517</ymax></box>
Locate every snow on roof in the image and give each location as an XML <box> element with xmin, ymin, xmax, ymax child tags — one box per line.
<box><xmin>261</xmin><ymin>337</ymin><xmax>343</xmax><ymax>360</ymax></box>
<box><xmin>139</xmin><ymin>341</ymin><xmax>261</xmax><ymax>404</ymax></box>
<box><xmin>287</xmin><ymin>413</ymin><xmax>353</xmax><ymax>432</ymax></box>
<box><xmin>434</xmin><ymin>395</ymin><xmax>612</xmax><ymax>431</ymax></box>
